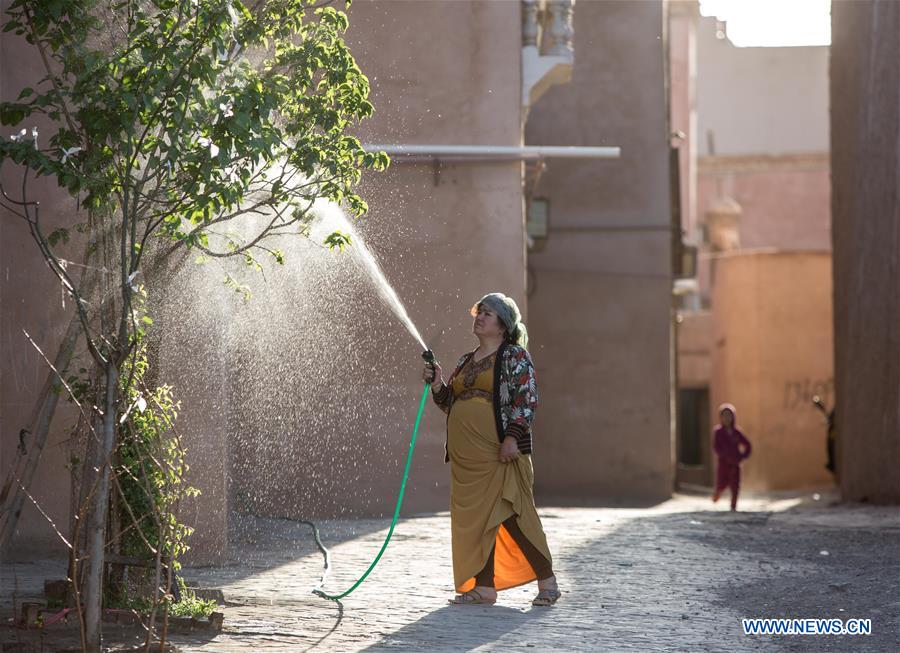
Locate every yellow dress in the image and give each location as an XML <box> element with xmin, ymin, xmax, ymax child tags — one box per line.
<box><xmin>448</xmin><ymin>353</ymin><xmax>553</xmax><ymax>592</ymax></box>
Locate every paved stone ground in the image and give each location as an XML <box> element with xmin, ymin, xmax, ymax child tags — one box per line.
<box><xmin>2</xmin><ymin>490</ymin><xmax>898</xmax><ymax>652</ymax></box>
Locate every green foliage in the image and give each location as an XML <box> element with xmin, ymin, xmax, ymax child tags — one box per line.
<box><xmin>223</xmin><ymin>272</ymin><xmax>252</xmax><ymax>300</ymax></box>
<box><xmin>110</xmin><ymin>576</ymin><xmax>217</xmax><ymax>619</ymax></box>
<box><xmin>324</xmin><ymin>230</ymin><xmax>351</xmax><ymax>251</ymax></box>
<box><xmin>117</xmin><ymin>339</ymin><xmax>197</xmax><ymax>560</ymax></box>
<box><xmin>47</xmin><ymin>227</ymin><xmax>69</xmax><ymax>246</ymax></box>
<box><xmin>168</xmin><ymin>578</ymin><xmax>217</xmax><ymax>618</ymax></box>
<box><xmin>64</xmin><ymin>366</ymin><xmax>93</xmax><ymax>403</ymax></box>
<box><xmin>0</xmin><ymin>6</ymin><xmax>383</xmax><ymax>638</ymax></box>
<box><xmin>0</xmin><ymin>0</ymin><xmax>388</xmax><ymax>269</ymax></box>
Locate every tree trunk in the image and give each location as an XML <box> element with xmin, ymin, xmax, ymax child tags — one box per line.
<box><xmin>106</xmin><ymin>450</ymin><xmax>125</xmax><ymax>607</ymax></box>
<box><xmin>83</xmin><ymin>361</ymin><xmax>120</xmax><ymax>653</ymax></box>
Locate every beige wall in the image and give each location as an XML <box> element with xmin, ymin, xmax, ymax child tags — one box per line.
<box><xmin>0</xmin><ymin>212</ymin><xmax>80</xmax><ymax>559</ymax></box>
<box><xmin>1</xmin><ymin>0</ymin><xmax>527</xmax><ymax>561</ymax></box>
<box><xmin>347</xmin><ymin>0</ymin><xmax>522</xmax><ymax>147</ymax></box>
<box><xmin>670</xmin><ymin>3</ymin><xmax>834</xmax><ymax>493</ymax></box>
<box><xmin>696</xmin><ymin>16</ymin><xmax>829</xmax><ymax>156</ymax></box>
<box><xmin>2</xmin><ymin>0</ymin><xmax>685</xmax><ymax>560</ymax></box>
<box><xmin>711</xmin><ymin>251</ymin><xmax>834</xmax><ymax>490</ymax></box>
<box><xmin>525</xmin><ymin>0</ymin><xmax>674</xmax><ymax>502</ymax></box>
<box><xmin>0</xmin><ymin>22</ymin><xmax>84</xmax><ymax>558</ymax></box>
<box><xmin>677</xmin><ymin>310</ymin><xmax>712</xmax><ymax>388</ymax></box>
<box><xmin>154</xmin><ymin>298</ymin><xmax>231</xmax><ymax>562</ymax></box>
<box><xmin>695</xmin><ymin>154</ymin><xmax>830</xmax><ymax>304</ymax></box>
<box><xmin>697</xmin><ymin>154</ymin><xmax>830</xmax><ymax>251</ymax></box>
<box><xmin>173</xmin><ymin>0</ymin><xmax>528</xmax><ymax>560</ymax></box>
<box><xmin>669</xmin><ymin>1</ymin><xmax>699</xmax><ymax>238</ymax></box>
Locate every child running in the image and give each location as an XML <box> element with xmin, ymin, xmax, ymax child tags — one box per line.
<box><xmin>712</xmin><ymin>403</ymin><xmax>752</xmax><ymax>511</ymax></box>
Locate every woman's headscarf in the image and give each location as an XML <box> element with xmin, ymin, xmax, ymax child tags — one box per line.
<box><xmin>471</xmin><ymin>292</ymin><xmax>529</xmax><ymax>349</ymax></box>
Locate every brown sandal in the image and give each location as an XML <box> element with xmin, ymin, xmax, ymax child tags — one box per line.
<box><xmin>532</xmin><ymin>588</ymin><xmax>562</xmax><ymax>607</ymax></box>
<box><xmin>449</xmin><ymin>588</ymin><xmax>497</xmax><ymax>605</ymax></box>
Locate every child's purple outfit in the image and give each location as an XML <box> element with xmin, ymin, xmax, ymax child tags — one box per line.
<box><xmin>713</xmin><ymin>404</ymin><xmax>752</xmax><ymax>510</ymax></box>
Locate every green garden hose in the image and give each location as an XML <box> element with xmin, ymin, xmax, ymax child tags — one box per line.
<box><xmin>312</xmin><ymin>381</ymin><xmax>431</xmax><ymax>601</ymax></box>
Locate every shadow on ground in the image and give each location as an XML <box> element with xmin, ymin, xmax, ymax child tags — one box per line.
<box><xmin>359</xmin><ymin>604</ymin><xmax>555</xmax><ymax>652</ymax></box>
<box><xmin>350</xmin><ymin>501</ymin><xmax>899</xmax><ymax>652</ymax></box>
<box><xmin>554</xmin><ymin>504</ymin><xmax>900</xmax><ymax>652</ymax></box>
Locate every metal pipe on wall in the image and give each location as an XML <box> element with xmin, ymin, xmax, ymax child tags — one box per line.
<box><xmin>363</xmin><ymin>144</ymin><xmax>621</xmax><ymax>161</ymax></box>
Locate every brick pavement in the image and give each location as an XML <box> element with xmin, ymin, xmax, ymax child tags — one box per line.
<box><xmin>2</xmin><ymin>491</ymin><xmax>898</xmax><ymax>651</ymax></box>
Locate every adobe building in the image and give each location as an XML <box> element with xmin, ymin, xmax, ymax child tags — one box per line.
<box><xmin>710</xmin><ymin>251</ymin><xmax>834</xmax><ymax>490</ymax></box>
<box><xmin>2</xmin><ymin>0</ymin><xmax>675</xmax><ymax>562</ymax></box>
<box><xmin>669</xmin><ymin>2</ymin><xmax>834</xmax><ymax>491</ymax></box>
<box><xmin>525</xmin><ymin>0</ymin><xmax>674</xmax><ymax>502</ymax></box>
<box><xmin>152</xmin><ymin>0</ymin><xmax>535</xmax><ymax>561</ymax></box>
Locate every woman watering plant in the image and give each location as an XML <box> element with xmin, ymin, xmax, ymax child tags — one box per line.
<box><xmin>424</xmin><ymin>293</ymin><xmax>560</xmax><ymax>607</ymax></box>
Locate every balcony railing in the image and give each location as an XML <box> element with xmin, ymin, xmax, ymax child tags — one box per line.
<box><xmin>522</xmin><ymin>0</ymin><xmax>575</xmax><ymax>117</ymax></box>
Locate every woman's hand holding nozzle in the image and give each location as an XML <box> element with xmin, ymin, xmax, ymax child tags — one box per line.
<box><xmin>423</xmin><ymin>361</ymin><xmax>443</xmax><ymax>389</ymax></box>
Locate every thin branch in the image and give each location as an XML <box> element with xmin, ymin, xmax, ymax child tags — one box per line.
<box><xmin>109</xmin><ymin>469</ymin><xmax>159</xmax><ymax>556</ymax></box>
<box><xmin>17</xmin><ymin>175</ymin><xmax>107</xmax><ymax>364</ymax></box>
<box><xmin>22</xmin><ymin>329</ymin><xmax>99</xmax><ymax>440</ymax></box>
<box><xmin>17</xmin><ymin>479</ymin><xmax>72</xmax><ymax>549</ymax></box>
<box><xmin>22</xmin><ymin>5</ymin><xmax>80</xmax><ymax>136</ymax></box>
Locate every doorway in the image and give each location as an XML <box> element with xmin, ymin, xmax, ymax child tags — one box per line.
<box><xmin>676</xmin><ymin>387</ymin><xmax>713</xmax><ymax>488</ymax></box>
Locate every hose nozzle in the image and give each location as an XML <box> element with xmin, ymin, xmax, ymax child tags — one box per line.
<box><xmin>422</xmin><ymin>350</ymin><xmax>436</xmax><ymax>384</ymax></box>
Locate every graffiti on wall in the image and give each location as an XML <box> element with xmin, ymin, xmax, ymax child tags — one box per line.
<box><xmin>783</xmin><ymin>377</ymin><xmax>834</xmax><ymax>410</ymax></box>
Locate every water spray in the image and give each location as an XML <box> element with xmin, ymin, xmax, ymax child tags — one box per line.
<box><xmin>311</xmin><ymin>349</ymin><xmax>436</xmax><ymax>601</ymax></box>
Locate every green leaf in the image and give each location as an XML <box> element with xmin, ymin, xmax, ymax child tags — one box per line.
<box><xmin>47</xmin><ymin>228</ymin><xmax>70</xmax><ymax>247</ymax></box>
<box><xmin>3</xmin><ymin>0</ymin><xmax>384</xmax><ymax>332</ymax></box>
<box><xmin>324</xmin><ymin>231</ymin><xmax>352</xmax><ymax>252</ymax></box>
<box><xmin>0</xmin><ymin>103</ymin><xmax>28</xmax><ymax>125</ymax></box>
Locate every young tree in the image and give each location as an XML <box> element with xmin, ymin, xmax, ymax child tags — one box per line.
<box><xmin>0</xmin><ymin>1</ymin><xmax>386</xmax><ymax>650</ymax></box>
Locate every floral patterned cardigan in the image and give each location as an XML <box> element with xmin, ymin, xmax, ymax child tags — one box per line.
<box><xmin>431</xmin><ymin>341</ymin><xmax>539</xmax><ymax>463</ymax></box>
